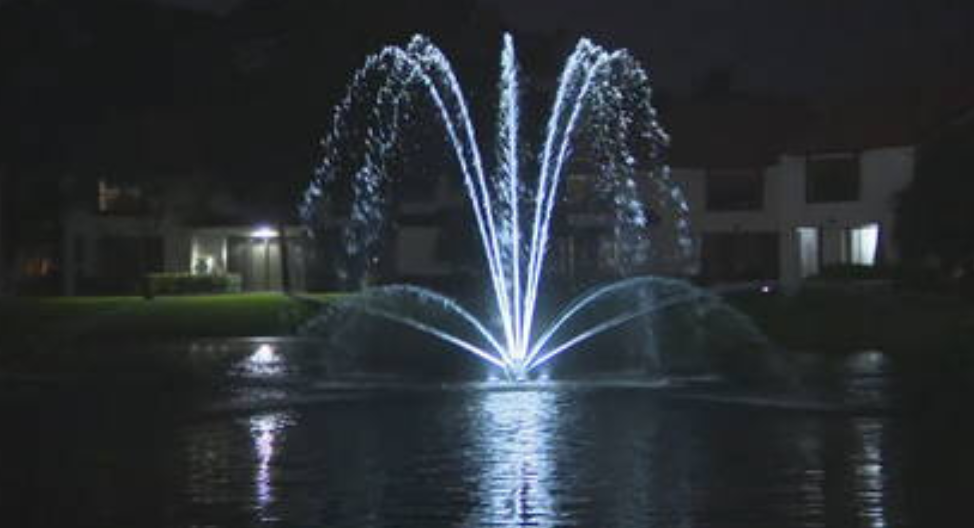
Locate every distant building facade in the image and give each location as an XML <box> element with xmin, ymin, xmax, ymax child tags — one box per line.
<box><xmin>673</xmin><ymin>146</ymin><xmax>913</xmax><ymax>288</ymax></box>
<box><xmin>10</xmin><ymin>88</ymin><xmax>972</xmax><ymax>295</ymax></box>
<box><xmin>310</xmin><ymin>93</ymin><xmax>954</xmax><ymax>292</ymax></box>
<box><xmin>59</xmin><ymin>178</ymin><xmax>311</xmax><ymax>295</ymax></box>
<box><xmin>660</xmin><ymin>88</ymin><xmax>974</xmax><ymax>289</ymax></box>
<box><xmin>382</xmin><ymin>95</ymin><xmax>931</xmax><ymax>290</ymax></box>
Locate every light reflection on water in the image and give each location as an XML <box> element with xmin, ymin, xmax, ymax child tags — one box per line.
<box><xmin>795</xmin><ymin>427</ymin><xmax>827</xmax><ymax>526</ymax></box>
<box><xmin>173</xmin><ymin>385</ymin><xmax>921</xmax><ymax>528</ymax></box>
<box><xmin>249</xmin><ymin>412</ymin><xmax>294</xmax><ymax>521</ymax></box>
<box><xmin>241</xmin><ymin>343</ymin><xmax>285</xmax><ymax>377</ymax></box>
<box><xmin>467</xmin><ymin>390</ymin><xmax>557</xmax><ymax>526</ymax></box>
<box><xmin>852</xmin><ymin>418</ymin><xmax>891</xmax><ymax>528</ymax></box>
<box><xmin>5</xmin><ymin>342</ymin><xmax>969</xmax><ymax>528</ymax></box>
<box><xmin>169</xmin><ymin>341</ymin><xmax>933</xmax><ymax>528</ymax></box>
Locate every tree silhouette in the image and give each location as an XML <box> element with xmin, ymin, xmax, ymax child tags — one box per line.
<box><xmin>896</xmin><ymin>112</ymin><xmax>974</xmax><ymax>277</ymax></box>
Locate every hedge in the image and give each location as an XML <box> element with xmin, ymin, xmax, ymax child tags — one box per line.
<box><xmin>145</xmin><ymin>273</ymin><xmax>242</xmax><ymax>295</ymax></box>
<box><xmin>810</xmin><ymin>264</ymin><xmax>892</xmax><ymax>281</ymax></box>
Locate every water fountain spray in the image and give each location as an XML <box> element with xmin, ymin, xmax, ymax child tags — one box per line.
<box><xmin>303</xmin><ymin>34</ymin><xmax>695</xmax><ymax>380</ymax></box>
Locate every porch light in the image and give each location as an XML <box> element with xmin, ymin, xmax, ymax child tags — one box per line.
<box><xmin>252</xmin><ymin>226</ymin><xmax>279</xmax><ymax>239</ymax></box>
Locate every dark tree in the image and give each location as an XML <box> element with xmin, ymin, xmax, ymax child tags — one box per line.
<box><xmin>896</xmin><ymin>112</ymin><xmax>974</xmax><ymax>276</ymax></box>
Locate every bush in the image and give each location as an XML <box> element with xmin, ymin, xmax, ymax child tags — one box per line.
<box><xmin>811</xmin><ymin>264</ymin><xmax>891</xmax><ymax>282</ymax></box>
<box><xmin>145</xmin><ymin>273</ymin><xmax>242</xmax><ymax>296</ymax></box>
<box><xmin>889</xmin><ymin>264</ymin><xmax>974</xmax><ymax>299</ymax></box>
<box><xmin>891</xmin><ymin>264</ymin><xmax>946</xmax><ymax>291</ymax></box>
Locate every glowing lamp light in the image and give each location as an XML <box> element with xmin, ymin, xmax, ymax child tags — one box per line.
<box><xmin>252</xmin><ymin>226</ymin><xmax>279</xmax><ymax>239</ymax></box>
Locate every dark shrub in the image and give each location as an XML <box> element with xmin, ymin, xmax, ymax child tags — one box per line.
<box><xmin>811</xmin><ymin>264</ymin><xmax>891</xmax><ymax>282</ymax></box>
<box><xmin>146</xmin><ymin>273</ymin><xmax>242</xmax><ymax>295</ymax></box>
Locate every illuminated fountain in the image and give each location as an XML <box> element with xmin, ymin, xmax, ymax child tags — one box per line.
<box><xmin>302</xmin><ymin>34</ymin><xmax>698</xmax><ymax>381</ymax></box>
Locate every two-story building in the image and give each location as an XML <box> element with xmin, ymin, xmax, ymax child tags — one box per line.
<box><xmin>50</xmin><ymin>89</ymin><xmax>973</xmax><ymax>295</ymax></box>
<box><xmin>665</xmin><ymin>91</ymin><xmax>965</xmax><ymax>289</ymax></box>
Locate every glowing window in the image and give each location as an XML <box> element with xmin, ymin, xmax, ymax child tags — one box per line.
<box><xmin>796</xmin><ymin>227</ymin><xmax>820</xmax><ymax>278</ymax></box>
<box><xmin>849</xmin><ymin>223</ymin><xmax>879</xmax><ymax>266</ymax></box>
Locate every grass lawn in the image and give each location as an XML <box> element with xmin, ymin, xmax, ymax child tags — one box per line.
<box><xmin>0</xmin><ymin>293</ymin><xmax>339</xmax><ymax>356</ymax></box>
<box><xmin>1</xmin><ymin>285</ymin><xmax>971</xmax><ymax>373</ymax></box>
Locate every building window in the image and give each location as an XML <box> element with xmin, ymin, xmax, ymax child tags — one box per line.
<box><xmin>22</xmin><ymin>256</ymin><xmax>55</xmax><ymax>278</ymax></box>
<box><xmin>806</xmin><ymin>155</ymin><xmax>859</xmax><ymax>203</ymax></box>
<box><xmin>848</xmin><ymin>223</ymin><xmax>879</xmax><ymax>266</ymax></box>
<box><xmin>705</xmin><ymin>169</ymin><xmax>763</xmax><ymax>211</ymax></box>
<box><xmin>97</xmin><ymin>179</ymin><xmax>145</xmax><ymax>214</ymax></box>
<box><xmin>796</xmin><ymin>227</ymin><xmax>820</xmax><ymax>278</ymax></box>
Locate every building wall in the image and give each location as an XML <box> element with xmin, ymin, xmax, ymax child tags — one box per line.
<box><xmin>391</xmin><ymin>176</ymin><xmax>468</xmax><ymax>281</ymax></box>
<box><xmin>164</xmin><ymin>230</ymin><xmax>190</xmax><ymax>273</ymax></box>
<box><xmin>62</xmin><ymin>216</ymin><xmax>309</xmax><ymax>294</ymax></box>
<box><xmin>61</xmin><ymin>209</ymin><xmax>169</xmax><ymax>295</ymax></box>
<box><xmin>676</xmin><ymin>166</ymin><xmax>782</xmax><ymax>234</ymax></box>
<box><xmin>672</xmin><ymin>145</ymin><xmax>916</xmax><ymax>288</ymax></box>
<box><xmin>394</xmin><ymin>227</ymin><xmax>453</xmax><ymax>278</ymax></box>
<box><xmin>775</xmin><ymin>146</ymin><xmax>914</xmax><ymax>286</ymax></box>
<box><xmin>185</xmin><ymin>226</ymin><xmax>309</xmax><ymax>292</ymax></box>
<box><xmin>59</xmin><ymin>143</ymin><xmax>914</xmax><ymax>295</ymax></box>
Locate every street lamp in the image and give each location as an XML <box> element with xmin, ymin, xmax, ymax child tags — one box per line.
<box><xmin>251</xmin><ymin>226</ymin><xmax>279</xmax><ymax>239</ymax></box>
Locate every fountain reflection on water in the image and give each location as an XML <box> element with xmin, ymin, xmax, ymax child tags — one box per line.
<box><xmin>852</xmin><ymin>418</ymin><xmax>890</xmax><ymax>528</ymax></box>
<box><xmin>302</xmin><ymin>34</ymin><xmax>698</xmax><ymax>380</ymax></box>
<box><xmin>468</xmin><ymin>390</ymin><xmax>557</xmax><ymax>525</ymax></box>
<box><xmin>104</xmin><ymin>346</ymin><xmax>939</xmax><ymax>528</ymax></box>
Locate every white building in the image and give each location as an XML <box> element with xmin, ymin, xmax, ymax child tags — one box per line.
<box><xmin>657</xmin><ymin>91</ymin><xmax>969</xmax><ymax>290</ymax></box>
<box><xmin>673</xmin><ymin>146</ymin><xmax>914</xmax><ymax>289</ymax></box>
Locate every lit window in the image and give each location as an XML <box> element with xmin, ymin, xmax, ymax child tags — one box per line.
<box><xmin>796</xmin><ymin>227</ymin><xmax>820</xmax><ymax>278</ymax></box>
<box><xmin>849</xmin><ymin>223</ymin><xmax>879</xmax><ymax>266</ymax></box>
<box><xmin>23</xmin><ymin>257</ymin><xmax>55</xmax><ymax>277</ymax></box>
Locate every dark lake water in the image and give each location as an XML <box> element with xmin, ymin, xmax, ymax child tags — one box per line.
<box><xmin>1</xmin><ymin>339</ymin><xmax>971</xmax><ymax>528</ymax></box>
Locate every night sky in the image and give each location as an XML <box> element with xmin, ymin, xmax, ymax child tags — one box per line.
<box><xmin>140</xmin><ymin>0</ymin><xmax>974</xmax><ymax>95</ymax></box>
